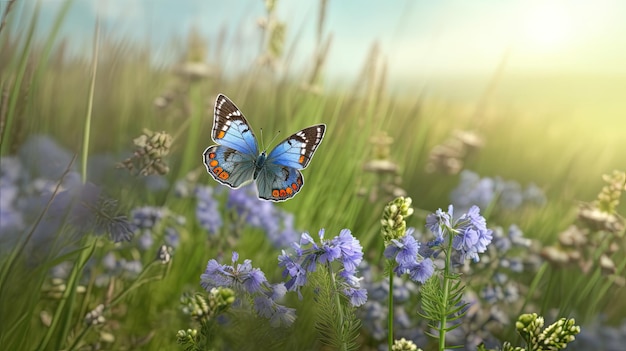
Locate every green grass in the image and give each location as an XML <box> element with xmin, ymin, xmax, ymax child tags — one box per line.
<box><xmin>1</xmin><ymin>1</ymin><xmax>625</xmax><ymax>350</ymax></box>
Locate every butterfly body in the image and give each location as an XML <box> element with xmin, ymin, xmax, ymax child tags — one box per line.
<box><xmin>203</xmin><ymin>94</ymin><xmax>325</xmax><ymax>202</ymax></box>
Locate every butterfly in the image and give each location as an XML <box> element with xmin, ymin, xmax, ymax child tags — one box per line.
<box><xmin>203</xmin><ymin>94</ymin><xmax>326</xmax><ymax>201</ymax></box>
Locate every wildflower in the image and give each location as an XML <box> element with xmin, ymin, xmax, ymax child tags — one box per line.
<box><xmin>278</xmin><ymin>229</ymin><xmax>367</xmax><ymax>306</ymax></box>
<box><xmin>18</xmin><ymin>134</ymin><xmax>74</xmax><ymax>179</ymax></box>
<box><xmin>156</xmin><ymin>245</ymin><xmax>173</xmax><ymax>264</ymax></box>
<box><xmin>195</xmin><ymin>185</ymin><xmax>222</xmax><ymax>235</ymax></box>
<box><xmin>384</xmin><ymin>228</ymin><xmax>435</xmax><ymax>283</ymax></box>
<box><xmin>381</xmin><ymin>196</ymin><xmax>414</xmax><ymax>243</ymax></box>
<box><xmin>450</xmin><ymin>170</ymin><xmax>546</xmax><ymax>213</ymax></box>
<box><xmin>0</xmin><ymin>158</ymin><xmax>24</xmax><ymax>235</ymax></box>
<box><xmin>200</xmin><ymin>252</ymin><xmax>295</xmax><ymax>327</ymax></box>
<box><xmin>515</xmin><ymin>313</ymin><xmax>580</xmax><ymax>350</ymax></box>
<box><xmin>425</xmin><ymin>130</ymin><xmax>483</xmax><ymax>175</ymax></box>
<box><xmin>131</xmin><ymin>205</ymin><xmax>184</xmax><ymax>248</ymax></box>
<box><xmin>84</xmin><ymin>304</ymin><xmax>106</xmax><ymax>326</ymax></box>
<box><xmin>118</xmin><ymin>129</ymin><xmax>172</xmax><ymax>176</ymax></box>
<box><xmin>180</xmin><ymin>288</ymin><xmax>235</xmax><ymax>322</ymax></box>
<box><xmin>426</xmin><ymin>204</ymin><xmax>493</xmax><ymax>263</ymax></box>
<box><xmin>392</xmin><ymin>338</ymin><xmax>421</xmax><ymax>351</ymax></box>
<box><xmin>227</xmin><ymin>185</ymin><xmax>299</xmax><ymax>247</ymax></box>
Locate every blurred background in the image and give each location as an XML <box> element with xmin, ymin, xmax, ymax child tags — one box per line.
<box><xmin>1</xmin><ymin>0</ymin><xmax>625</xmax><ymax>350</ymax></box>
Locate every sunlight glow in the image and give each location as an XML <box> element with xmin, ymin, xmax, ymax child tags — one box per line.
<box><xmin>522</xmin><ymin>3</ymin><xmax>572</xmax><ymax>50</ymax></box>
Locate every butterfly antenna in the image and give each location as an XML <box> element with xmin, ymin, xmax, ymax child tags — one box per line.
<box><xmin>266</xmin><ymin>130</ymin><xmax>281</xmax><ymax>151</ymax></box>
<box><xmin>260</xmin><ymin>128</ymin><xmax>265</xmax><ymax>152</ymax></box>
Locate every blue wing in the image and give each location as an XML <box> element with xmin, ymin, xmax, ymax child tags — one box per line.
<box><xmin>256</xmin><ymin>124</ymin><xmax>326</xmax><ymax>201</ymax></box>
<box><xmin>256</xmin><ymin>163</ymin><xmax>304</xmax><ymax>202</ymax></box>
<box><xmin>266</xmin><ymin>124</ymin><xmax>326</xmax><ymax>169</ymax></box>
<box><xmin>203</xmin><ymin>145</ymin><xmax>256</xmax><ymax>188</ymax></box>
<box><xmin>211</xmin><ymin>94</ymin><xmax>259</xmax><ymax>156</ymax></box>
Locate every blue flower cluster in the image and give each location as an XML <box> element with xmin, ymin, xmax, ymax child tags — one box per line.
<box><xmin>571</xmin><ymin>315</ymin><xmax>626</xmax><ymax>351</ymax></box>
<box><xmin>384</xmin><ymin>228</ymin><xmax>435</xmax><ymax>283</ymax></box>
<box><xmin>425</xmin><ymin>205</ymin><xmax>493</xmax><ymax>263</ymax></box>
<box><xmin>189</xmin><ymin>183</ymin><xmax>299</xmax><ymax>248</ymax></box>
<box><xmin>450</xmin><ymin>170</ymin><xmax>546</xmax><ymax>213</ymax></box>
<box><xmin>131</xmin><ymin>206</ymin><xmax>185</xmax><ymax>250</ymax></box>
<box><xmin>0</xmin><ymin>134</ymin><xmax>174</xmax><ymax>253</ymax></box>
<box><xmin>228</xmin><ymin>185</ymin><xmax>299</xmax><ymax>247</ymax></box>
<box><xmin>278</xmin><ymin>229</ymin><xmax>368</xmax><ymax>306</ymax></box>
<box><xmin>195</xmin><ymin>185</ymin><xmax>223</xmax><ymax>235</ymax></box>
<box><xmin>200</xmin><ymin>252</ymin><xmax>296</xmax><ymax>327</ymax></box>
<box><xmin>475</xmin><ymin>224</ymin><xmax>540</xmax><ymax>304</ymax></box>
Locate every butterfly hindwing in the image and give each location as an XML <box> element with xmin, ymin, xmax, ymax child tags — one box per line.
<box><xmin>212</xmin><ymin>94</ymin><xmax>259</xmax><ymax>156</ymax></box>
<box><xmin>255</xmin><ymin>162</ymin><xmax>304</xmax><ymax>201</ymax></box>
<box><xmin>266</xmin><ymin>124</ymin><xmax>326</xmax><ymax>169</ymax></box>
<box><xmin>203</xmin><ymin>145</ymin><xmax>256</xmax><ymax>188</ymax></box>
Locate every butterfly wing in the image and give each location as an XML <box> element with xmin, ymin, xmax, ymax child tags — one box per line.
<box><xmin>203</xmin><ymin>145</ymin><xmax>256</xmax><ymax>188</ymax></box>
<box><xmin>211</xmin><ymin>94</ymin><xmax>259</xmax><ymax>156</ymax></box>
<box><xmin>256</xmin><ymin>164</ymin><xmax>304</xmax><ymax>201</ymax></box>
<box><xmin>204</xmin><ymin>94</ymin><xmax>259</xmax><ymax>188</ymax></box>
<box><xmin>257</xmin><ymin>124</ymin><xmax>326</xmax><ymax>201</ymax></box>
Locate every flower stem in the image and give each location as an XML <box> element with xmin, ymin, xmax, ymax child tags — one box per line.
<box><xmin>388</xmin><ymin>262</ymin><xmax>395</xmax><ymax>350</ymax></box>
<box><xmin>328</xmin><ymin>265</ymin><xmax>348</xmax><ymax>351</ymax></box>
<box><xmin>439</xmin><ymin>233</ymin><xmax>454</xmax><ymax>351</ymax></box>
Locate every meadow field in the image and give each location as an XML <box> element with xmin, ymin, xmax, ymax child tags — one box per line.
<box><xmin>1</xmin><ymin>1</ymin><xmax>625</xmax><ymax>350</ymax></box>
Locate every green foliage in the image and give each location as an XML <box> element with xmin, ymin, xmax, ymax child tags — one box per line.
<box><xmin>177</xmin><ymin>288</ymin><xmax>236</xmax><ymax>351</ymax></box>
<box><xmin>381</xmin><ymin>196</ymin><xmax>414</xmax><ymax>243</ymax></box>
<box><xmin>479</xmin><ymin>313</ymin><xmax>580</xmax><ymax>351</ymax></box>
<box><xmin>311</xmin><ymin>267</ymin><xmax>361</xmax><ymax>351</ymax></box>
<box><xmin>419</xmin><ymin>272</ymin><xmax>468</xmax><ymax>337</ymax></box>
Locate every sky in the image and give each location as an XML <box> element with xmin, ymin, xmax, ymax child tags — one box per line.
<box><xmin>8</xmin><ymin>0</ymin><xmax>626</xmax><ymax>88</ymax></box>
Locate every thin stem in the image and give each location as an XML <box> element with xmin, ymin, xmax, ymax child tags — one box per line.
<box><xmin>388</xmin><ymin>262</ymin><xmax>395</xmax><ymax>350</ymax></box>
<box><xmin>438</xmin><ymin>233</ymin><xmax>454</xmax><ymax>351</ymax></box>
<box><xmin>81</xmin><ymin>18</ymin><xmax>100</xmax><ymax>183</ymax></box>
<box><xmin>328</xmin><ymin>265</ymin><xmax>347</xmax><ymax>351</ymax></box>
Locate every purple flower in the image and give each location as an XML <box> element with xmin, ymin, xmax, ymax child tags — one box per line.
<box><xmin>384</xmin><ymin>228</ymin><xmax>435</xmax><ymax>283</ymax></box>
<box><xmin>279</xmin><ymin>229</ymin><xmax>367</xmax><ymax>306</ymax></box>
<box><xmin>384</xmin><ymin>228</ymin><xmax>420</xmax><ymax>266</ymax></box>
<box><xmin>131</xmin><ymin>206</ymin><xmax>184</xmax><ymax>248</ymax></box>
<box><xmin>201</xmin><ymin>252</ymin><xmax>295</xmax><ymax>327</ymax></box>
<box><xmin>195</xmin><ymin>185</ymin><xmax>222</xmax><ymax>235</ymax></box>
<box><xmin>227</xmin><ymin>185</ymin><xmax>299</xmax><ymax>247</ymax></box>
<box><xmin>426</xmin><ymin>204</ymin><xmax>493</xmax><ymax>263</ymax></box>
<box><xmin>425</xmin><ymin>205</ymin><xmax>453</xmax><ymax>241</ymax></box>
<box><xmin>18</xmin><ymin>134</ymin><xmax>74</xmax><ymax>180</ymax></box>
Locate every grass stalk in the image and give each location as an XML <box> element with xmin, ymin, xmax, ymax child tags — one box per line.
<box><xmin>0</xmin><ymin>1</ymin><xmax>39</xmax><ymax>154</ymax></box>
<box><xmin>81</xmin><ymin>19</ymin><xmax>100</xmax><ymax>183</ymax></box>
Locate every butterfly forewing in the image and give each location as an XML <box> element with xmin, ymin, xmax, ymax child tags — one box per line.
<box><xmin>266</xmin><ymin>124</ymin><xmax>326</xmax><ymax>169</ymax></box>
<box><xmin>212</xmin><ymin>94</ymin><xmax>259</xmax><ymax>156</ymax></box>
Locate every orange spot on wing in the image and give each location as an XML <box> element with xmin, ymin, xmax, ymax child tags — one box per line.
<box><xmin>209</xmin><ymin>160</ymin><xmax>218</xmax><ymax>167</ymax></box>
<box><xmin>219</xmin><ymin>171</ymin><xmax>229</xmax><ymax>180</ymax></box>
<box><xmin>272</xmin><ymin>190</ymin><xmax>280</xmax><ymax>197</ymax></box>
<box><xmin>208</xmin><ymin>152</ymin><xmax>216</xmax><ymax>159</ymax></box>
<box><xmin>212</xmin><ymin>167</ymin><xmax>223</xmax><ymax>175</ymax></box>
<box><xmin>291</xmin><ymin>183</ymin><xmax>298</xmax><ymax>190</ymax></box>
<box><xmin>217</xmin><ymin>131</ymin><xmax>225</xmax><ymax>139</ymax></box>
<box><xmin>279</xmin><ymin>189</ymin><xmax>287</xmax><ymax>197</ymax></box>
<box><xmin>286</xmin><ymin>187</ymin><xmax>293</xmax><ymax>195</ymax></box>
<box><xmin>297</xmin><ymin>178</ymin><xmax>303</xmax><ymax>185</ymax></box>
<box><xmin>299</xmin><ymin>155</ymin><xmax>305</xmax><ymax>164</ymax></box>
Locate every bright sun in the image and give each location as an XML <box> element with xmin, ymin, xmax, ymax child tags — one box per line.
<box><xmin>522</xmin><ymin>3</ymin><xmax>572</xmax><ymax>50</ymax></box>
